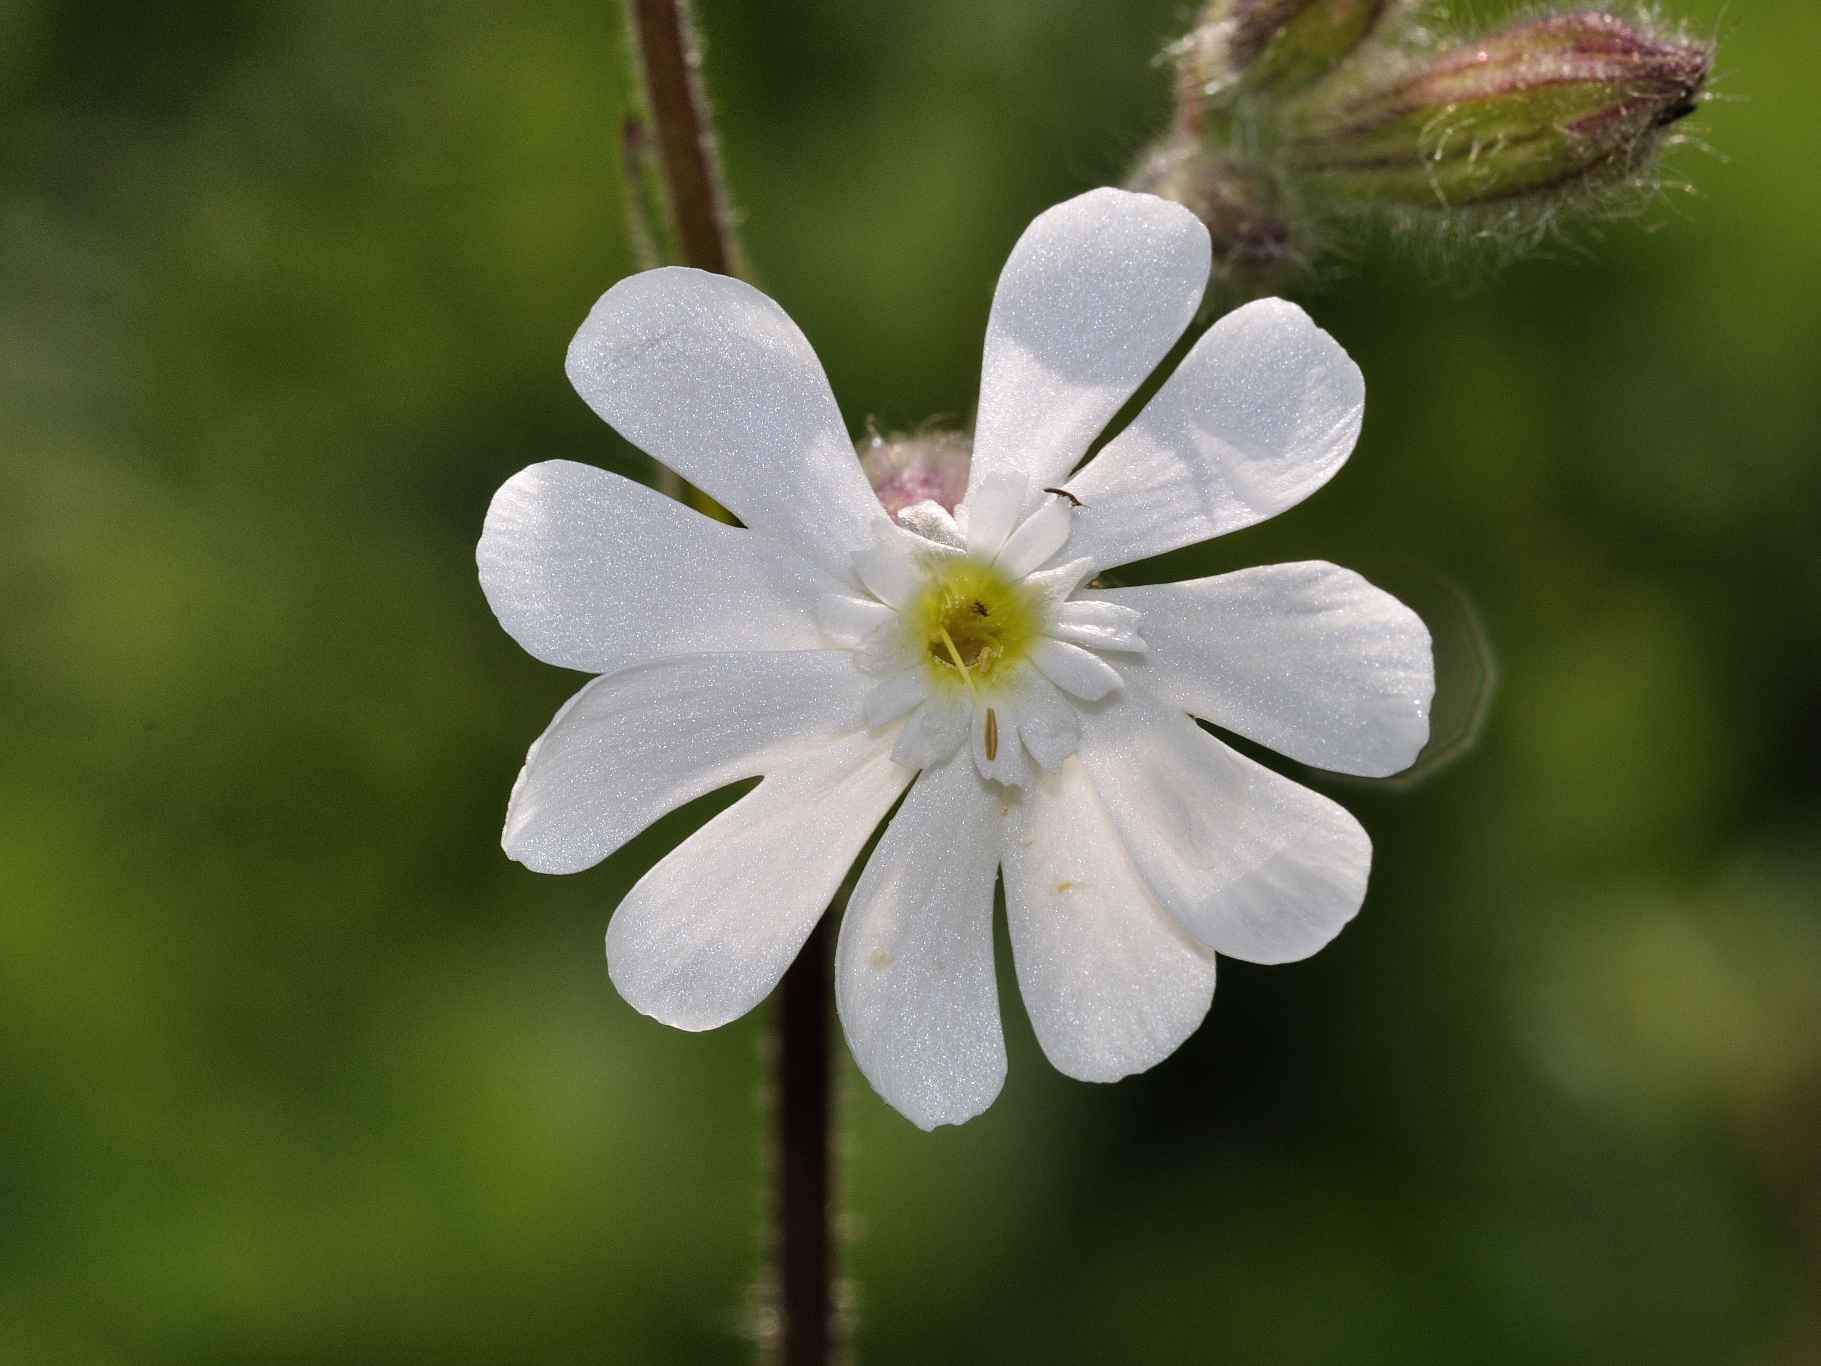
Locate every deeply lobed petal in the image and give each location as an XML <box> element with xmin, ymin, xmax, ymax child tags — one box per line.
<box><xmin>606</xmin><ymin>728</ymin><xmax>912</xmax><ymax>1031</ymax></box>
<box><xmin>1079</xmin><ymin>688</ymin><xmax>1372</xmax><ymax>964</ymax></box>
<box><xmin>504</xmin><ymin>650</ymin><xmax>867</xmax><ymax>874</ymax></box>
<box><xmin>835</xmin><ymin>758</ymin><xmax>1006</xmax><ymax>1130</ymax></box>
<box><xmin>565</xmin><ymin>268</ymin><xmax>888</xmax><ymax>578</ymax></box>
<box><xmin>966</xmin><ymin>189</ymin><xmax>1211</xmax><ymax>519</ymax></box>
<box><xmin>479</xmin><ymin>460</ymin><xmax>830</xmax><ymax>675</ymax></box>
<box><xmin>1003</xmin><ymin>759</ymin><xmax>1217</xmax><ymax>1083</ymax></box>
<box><xmin>1066</xmin><ymin>298</ymin><xmax>1364</xmax><ymax>571</ymax></box>
<box><xmin>1098</xmin><ymin>564</ymin><xmax>1433</xmax><ymax>777</ymax></box>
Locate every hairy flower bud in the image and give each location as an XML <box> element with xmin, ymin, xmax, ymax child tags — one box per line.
<box><xmin>1175</xmin><ymin>0</ymin><xmax>1401</xmax><ymax>103</ymax></box>
<box><xmin>859</xmin><ymin>429</ymin><xmax>971</xmax><ymax>518</ymax></box>
<box><xmin>1283</xmin><ymin>12</ymin><xmax>1711</xmax><ymax>207</ymax></box>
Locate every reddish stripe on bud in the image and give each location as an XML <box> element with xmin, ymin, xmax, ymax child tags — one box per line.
<box><xmin>1285</xmin><ymin>11</ymin><xmax>1712</xmax><ymax>206</ymax></box>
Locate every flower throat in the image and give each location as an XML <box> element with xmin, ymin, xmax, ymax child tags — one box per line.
<box><xmin>908</xmin><ymin>559</ymin><xmax>1039</xmax><ymax>691</ymax></box>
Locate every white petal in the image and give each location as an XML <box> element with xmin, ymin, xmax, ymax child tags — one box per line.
<box><xmin>855</xmin><ymin>618</ymin><xmax>916</xmax><ymax>675</ymax></box>
<box><xmin>835</xmin><ymin>758</ymin><xmax>1006</xmax><ymax>1129</ymax></box>
<box><xmin>1067</xmin><ymin>298</ymin><xmax>1364</xmax><ymax>571</ymax></box>
<box><xmin>892</xmin><ymin>693</ymin><xmax>970</xmax><ymax>769</ymax></box>
<box><xmin>565</xmin><ymin>268</ymin><xmax>888</xmax><ymax>577</ymax></box>
<box><xmin>971</xmin><ymin>697</ymin><xmax>1033</xmax><ymax>788</ymax></box>
<box><xmin>994</xmin><ymin>497</ymin><xmax>1073</xmax><ymax>580</ymax></box>
<box><xmin>967</xmin><ymin>189</ymin><xmax>1211</xmax><ymax>512</ymax></box>
<box><xmin>606</xmin><ymin>728</ymin><xmax>912</xmax><ymax>1031</ymax></box>
<box><xmin>852</xmin><ymin>528</ymin><xmax>926</xmax><ymax>610</ymax></box>
<box><xmin>1080</xmin><ymin>689</ymin><xmax>1371</xmax><ymax>964</ymax></box>
<box><xmin>862</xmin><ymin>670</ymin><xmax>927</xmax><ymax>728</ymax></box>
<box><xmin>1051</xmin><ymin>600</ymin><xmax>1147</xmax><ymax>654</ymax></box>
<box><xmin>1021</xmin><ymin>556</ymin><xmax>1097</xmax><ymax>618</ymax></box>
<box><xmin>1015</xmin><ymin>672</ymin><xmax>1082</xmax><ymax>771</ymax></box>
<box><xmin>815</xmin><ymin>592</ymin><xmax>893</xmax><ymax>644</ymax></box>
<box><xmin>1030</xmin><ymin>638</ymin><xmax>1123</xmax><ymax>701</ymax></box>
<box><xmin>897</xmin><ymin>500</ymin><xmax>966</xmax><ymax>549</ymax></box>
<box><xmin>479</xmin><ymin>460</ymin><xmax>829</xmax><ymax>674</ymax></box>
<box><xmin>961</xmin><ymin>467</ymin><xmax>1030</xmax><ymax>562</ymax></box>
<box><xmin>1003</xmin><ymin>759</ymin><xmax>1217</xmax><ymax>1083</ymax></box>
<box><xmin>972</xmin><ymin>663</ymin><xmax>1080</xmax><ymax>775</ymax></box>
<box><xmin>1097</xmin><ymin>565</ymin><xmax>1433</xmax><ymax>777</ymax></box>
<box><xmin>503</xmin><ymin>651</ymin><xmax>865</xmax><ymax>874</ymax></box>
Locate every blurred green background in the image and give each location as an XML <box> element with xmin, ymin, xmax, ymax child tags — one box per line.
<box><xmin>4</xmin><ymin>1</ymin><xmax>1817</xmax><ymax>1362</ymax></box>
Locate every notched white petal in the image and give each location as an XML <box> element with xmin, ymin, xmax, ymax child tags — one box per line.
<box><xmin>605</xmin><ymin>729</ymin><xmax>911</xmax><ymax>1032</ymax></box>
<box><xmin>1030</xmin><ymin>638</ymin><xmax>1123</xmax><ymax>702</ymax></box>
<box><xmin>1080</xmin><ymin>690</ymin><xmax>1372</xmax><ymax>965</ymax></box>
<box><xmin>478</xmin><ymin>460</ymin><xmax>831</xmax><ymax>675</ymax></box>
<box><xmin>1002</xmin><ymin>759</ymin><xmax>1217</xmax><ymax>1084</ymax></box>
<box><xmin>836</xmin><ymin>758</ymin><xmax>1007</xmax><ymax>1129</ymax></box>
<box><xmin>503</xmin><ymin>650</ymin><xmax>869</xmax><ymax>875</ymax></box>
<box><xmin>563</xmin><ymin>268</ymin><xmax>889</xmax><ymax>576</ymax></box>
<box><xmin>995</xmin><ymin>497</ymin><xmax>1073</xmax><ymax>580</ymax></box>
<box><xmin>1093</xmin><ymin>565</ymin><xmax>1434</xmax><ymax>777</ymax></box>
<box><xmin>1066</xmin><ymin>296</ymin><xmax>1365</xmax><ymax>571</ymax></box>
<box><xmin>967</xmin><ymin>188</ymin><xmax>1212</xmax><ymax>502</ymax></box>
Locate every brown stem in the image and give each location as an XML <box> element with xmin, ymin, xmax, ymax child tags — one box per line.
<box><xmin>772</xmin><ymin>917</ymin><xmax>836</xmax><ymax>1366</ymax></box>
<box><xmin>625</xmin><ymin>12</ymin><xmax>829</xmax><ymax>1362</ymax></box>
<box><xmin>627</xmin><ymin>0</ymin><xmax>736</xmax><ymax>275</ymax></box>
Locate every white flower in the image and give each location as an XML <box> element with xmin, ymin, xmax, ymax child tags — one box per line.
<box><xmin>479</xmin><ymin>188</ymin><xmax>1434</xmax><ymax>1130</ymax></box>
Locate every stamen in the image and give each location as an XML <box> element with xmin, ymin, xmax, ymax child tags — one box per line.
<box><xmin>936</xmin><ymin>626</ymin><xmax>977</xmax><ymax>696</ymax></box>
<box><xmin>984</xmin><ymin>707</ymin><xmax>999</xmax><ymax>761</ymax></box>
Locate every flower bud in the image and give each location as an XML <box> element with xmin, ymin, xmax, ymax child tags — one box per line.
<box><xmin>1174</xmin><ymin>0</ymin><xmax>1400</xmax><ymax>103</ymax></box>
<box><xmin>858</xmin><ymin>429</ymin><xmax>971</xmax><ymax>518</ymax></box>
<box><xmin>1284</xmin><ymin>12</ymin><xmax>1711</xmax><ymax>207</ymax></box>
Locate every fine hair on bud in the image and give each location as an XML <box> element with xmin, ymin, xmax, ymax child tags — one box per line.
<box><xmin>1137</xmin><ymin>1</ymin><xmax>1715</xmax><ymax>286</ymax></box>
<box><xmin>857</xmin><ymin>426</ymin><xmax>972</xmax><ymax>518</ymax></box>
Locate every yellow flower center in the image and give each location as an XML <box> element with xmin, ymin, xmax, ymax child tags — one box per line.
<box><xmin>906</xmin><ymin>559</ymin><xmax>1039</xmax><ymax>693</ymax></box>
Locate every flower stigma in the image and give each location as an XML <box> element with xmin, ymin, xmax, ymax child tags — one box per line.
<box><xmin>906</xmin><ymin>558</ymin><xmax>1039</xmax><ymax>695</ymax></box>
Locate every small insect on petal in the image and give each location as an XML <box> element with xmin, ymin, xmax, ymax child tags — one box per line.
<box><xmin>1042</xmin><ymin>486</ymin><xmax>1084</xmax><ymax>508</ymax></box>
<box><xmin>985</xmin><ymin>707</ymin><xmax>999</xmax><ymax>761</ymax></box>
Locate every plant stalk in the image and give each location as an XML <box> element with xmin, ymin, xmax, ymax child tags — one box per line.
<box><xmin>773</xmin><ymin>917</ymin><xmax>836</xmax><ymax>1366</ymax></box>
<box><xmin>625</xmin><ymin>7</ymin><xmax>833</xmax><ymax>1364</ymax></box>
<box><xmin>626</xmin><ymin>0</ymin><xmax>737</xmax><ymax>276</ymax></box>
